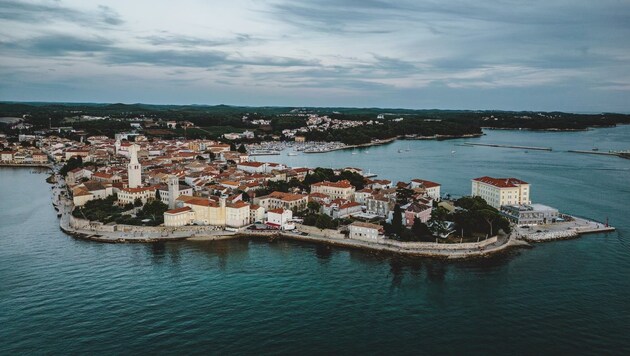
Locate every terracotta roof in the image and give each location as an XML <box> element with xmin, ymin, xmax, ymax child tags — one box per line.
<box><xmin>268</xmin><ymin>191</ymin><xmax>307</xmax><ymax>201</ymax></box>
<box><xmin>268</xmin><ymin>208</ymin><xmax>286</xmax><ymax>214</ymax></box>
<box><xmin>350</xmin><ymin>221</ymin><xmax>383</xmax><ymax>230</ymax></box>
<box><xmin>311</xmin><ymin>180</ymin><xmax>353</xmax><ymax>189</ymax></box>
<box><xmin>165</xmin><ymin>206</ymin><xmax>192</xmax><ymax>214</ymax></box>
<box><xmin>229</xmin><ymin>201</ymin><xmax>249</xmax><ymax>209</ymax></box>
<box><xmin>411</xmin><ymin>179</ymin><xmax>441</xmax><ymax>188</ymax></box>
<box><xmin>473</xmin><ymin>176</ymin><xmax>528</xmax><ymax>188</ymax></box>
<box><xmin>238</xmin><ymin>161</ymin><xmax>265</xmax><ymax>167</ymax></box>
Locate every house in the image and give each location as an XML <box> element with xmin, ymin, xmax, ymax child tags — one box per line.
<box><xmin>91</xmin><ymin>172</ymin><xmax>122</xmax><ymax>184</ymax></box>
<box><xmin>253</xmin><ymin>191</ymin><xmax>308</xmax><ymax>211</ymax></box>
<box><xmin>237</xmin><ymin>161</ymin><xmax>266</xmax><ymax>174</ymax></box>
<box><xmin>404</xmin><ymin>203</ymin><xmax>432</xmax><ymax>226</ymax></box>
<box><xmin>472</xmin><ymin>176</ymin><xmax>531</xmax><ymax>209</ymax></box>
<box><xmin>72</xmin><ymin>187</ymin><xmax>94</xmax><ymax>207</ymax></box>
<box><xmin>226</xmin><ymin>201</ymin><xmax>250</xmax><ymax>228</ymax></box>
<box><xmin>410</xmin><ymin>179</ymin><xmax>441</xmax><ymax>200</ymax></box>
<box><xmin>366</xmin><ymin>195</ymin><xmax>392</xmax><ymax>217</ymax></box>
<box><xmin>117</xmin><ymin>186</ymin><xmax>158</xmax><ymax>206</ymax></box>
<box><xmin>249</xmin><ymin>204</ymin><xmax>265</xmax><ymax>223</ymax></box>
<box><xmin>321</xmin><ymin>199</ymin><xmax>362</xmax><ymax>219</ymax></box>
<box><xmin>266</xmin><ymin>208</ymin><xmax>294</xmax><ymax>230</ymax></box>
<box><xmin>348</xmin><ymin>221</ymin><xmax>383</xmax><ymax>241</ymax></box>
<box><xmin>164</xmin><ymin>206</ymin><xmax>194</xmax><ymax>227</ymax></box>
<box><xmin>0</xmin><ymin>151</ymin><xmax>16</xmax><ymax>162</ymax></box>
<box><xmin>310</xmin><ymin>180</ymin><xmax>355</xmax><ymax>200</ymax></box>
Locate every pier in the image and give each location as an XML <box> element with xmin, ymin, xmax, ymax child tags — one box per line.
<box><xmin>464</xmin><ymin>142</ymin><xmax>552</xmax><ymax>151</ymax></box>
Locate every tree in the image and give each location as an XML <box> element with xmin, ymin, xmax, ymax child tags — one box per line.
<box><xmin>229</xmin><ymin>142</ymin><xmax>237</xmax><ymax>151</ymax></box>
<box><xmin>315</xmin><ymin>214</ymin><xmax>334</xmax><ymax>229</ymax></box>
<box><xmin>478</xmin><ymin>209</ymin><xmax>497</xmax><ymax>236</ymax></box>
<box><xmin>237</xmin><ymin>144</ymin><xmax>247</xmax><ymax>153</ymax></box>
<box><xmin>411</xmin><ymin>219</ymin><xmax>432</xmax><ymax>241</ymax></box>
<box><xmin>307</xmin><ymin>201</ymin><xmax>321</xmax><ymax>213</ymax></box>
<box><xmin>392</xmin><ymin>204</ymin><xmax>403</xmax><ymax>235</ymax></box>
<box><xmin>155</xmin><ymin>189</ymin><xmax>161</xmax><ymax>201</ymax></box>
<box><xmin>134</xmin><ymin>198</ymin><xmax>143</xmax><ymax>207</ymax></box>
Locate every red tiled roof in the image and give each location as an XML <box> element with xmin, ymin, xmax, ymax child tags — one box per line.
<box><xmin>312</xmin><ymin>180</ymin><xmax>353</xmax><ymax>188</ymax></box>
<box><xmin>473</xmin><ymin>176</ymin><xmax>528</xmax><ymax>188</ymax></box>
<box><xmin>165</xmin><ymin>206</ymin><xmax>192</xmax><ymax>214</ymax></box>
<box><xmin>411</xmin><ymin>179</ymin><xmax>441</xmax><ymax>188</ymax></box>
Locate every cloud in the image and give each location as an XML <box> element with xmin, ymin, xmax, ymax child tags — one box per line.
<box><xmin>0</xmin><ymin>0</ymin><xmax>124</xmax><ymax>27</ymax></box>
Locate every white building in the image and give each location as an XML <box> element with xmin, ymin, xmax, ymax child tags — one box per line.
<box><xmin>164</xmin><ymin>206</ymin><xmax>194</xmax><ymax>227</ymax></box>
<box><xmin>310</xmin><ymin>180</ymin><xmax>355</xmax><ymax>201</ymax></box>
<box><xmin>348</xmin><ymin>221</ymin><xmax>383</xmax><ymax>241</ymax></box>
<box><xmin>410</xmin><ymin>179</ymin><xmax>442</xmax><ymax>200</ymax></box>
<box><xmin>266</xmin><ymin>208</ymin><xmax>294</xmax><ymax>230</ymax></box>
<box><xmin>471</xmin><ymin>176</ymin><xmax>531</xmax><ymax>209</ymax></box>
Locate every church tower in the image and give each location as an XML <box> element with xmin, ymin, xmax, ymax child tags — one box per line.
<box><xmin>167</xmin><ymin>175</ymin><xmax>180</xmax><ymax>209</ymax></box>
<box><xmin>127</xmin><ymin>144</ymin><xmax>142</xmax><ymax>188</ymax></box>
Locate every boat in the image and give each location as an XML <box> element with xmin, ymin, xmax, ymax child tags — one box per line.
<box><xmin>287</xmin><ymin>152</ymin><xmax>299</xmax><ymax>156</ymax></box>
<box><xmin>398</xmin><ymin>149</ymin><xmax>403</xmax><ymax>153</ymax></box>
<box><xmin>404</xmin><ymin>145</ymin><xmax>410</xmax><ymax>152</ymax></box>
<box><xmin>451</xmin><ymin>150</ymin><xmax>456</xmax><ymax>154</ymax></box>
<box><xmin>351</xmin><ymin>151</ymin><xmax>357</xmax><ymax>155</ymax></box>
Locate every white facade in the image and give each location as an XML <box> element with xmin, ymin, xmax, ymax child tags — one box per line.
<box><xmin>348</xmin><ymin>222</ymin><xmax>382</xmax><ymax>241</ymax></box>
<box><xmin>266</xmin><ymin>209</ymin><xmax>294</xmax><ymax>230</ymax></box>
<box><xmin>471</xmin><ymin>177</ymin><xmax>531</xmax><ymax>209</ymax></box>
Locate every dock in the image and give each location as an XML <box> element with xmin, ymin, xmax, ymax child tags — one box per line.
<box><xmin>464</xmin><ymin>142</ymin><xmax>552</xmax><ymax>151</ymax></box>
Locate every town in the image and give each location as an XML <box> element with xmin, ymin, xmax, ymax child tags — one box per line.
<box><xmin>0</xmin><ymin>129</ymin><xmax>614</xmax><ymax>257</ymax></box>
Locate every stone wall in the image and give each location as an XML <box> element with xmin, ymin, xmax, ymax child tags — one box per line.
<box><xmin>69</xmin><ymin>215</ymin><xmax>224</xmax><ymax>234</ymax></box>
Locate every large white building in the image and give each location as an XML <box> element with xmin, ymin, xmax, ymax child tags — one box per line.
<box><xmin>127</xmin><ymin>144</ymin><xmax>142</xmax><ymax>188</ymax></box>
<box><xmin>310</xmin><ymin>180</ymin><xmax>355</xmax><ymax>201</ymax></box>
<box><xmin>471</xmin><ymin>176</ymin><xmax>531</xmax><ymax>209</ymax></box>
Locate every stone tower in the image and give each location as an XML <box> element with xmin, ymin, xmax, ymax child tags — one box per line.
<box><xmin>167</xmin><ymin>175</ymin><xmax>180</xmax><ymax>209</ymax></box>
<box><xmin>127</xmin><ymin>144</ymin><xmax>142</xmax><ymax>188</ymax></box>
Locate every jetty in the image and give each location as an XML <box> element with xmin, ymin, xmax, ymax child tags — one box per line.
<box><xmin>464</xmin><ymin>142</ymin><xmax>552</xmax><ymax>151</ymax></box>
<box><xmin>568</xmin><ymin>150</ymin><xmax>630</xmax><ymax>159</ymax></box>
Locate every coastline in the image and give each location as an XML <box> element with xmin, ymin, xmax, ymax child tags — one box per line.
<box><xmin>302</xmin><ymin>133</ymin><xmax>484</xmax><ymax>154</ymax></box>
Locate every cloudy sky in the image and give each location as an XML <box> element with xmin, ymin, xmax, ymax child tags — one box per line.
<box><xmin>1</xmin><ymin>0</ymin><xmax>629</xmax><ymax>111</ymax></box>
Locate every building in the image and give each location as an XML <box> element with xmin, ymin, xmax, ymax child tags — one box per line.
<box><xmin>164</xmin><ymin>206</ymin><xmax>194</xmax><ymax>227</ymax></box>
<box><xmin>472</xmin><ymin>176</ymin><xmax>531</xmax><ymax>209</ymax></box>
<box><xmin>410</xmin><ymin>179</ymin><xmax>441</xmax><ymax>200</ymax></box>
<box><xmin>236</xmin><ymin>161</ymin><xmax>266</xmax><ymax>174</ymax></box>
<box><xmin>404</xmin><ymin>203</ymin><xmax>432</xmax><ymax>226</ymax></box>
<box><xmin>226</xmin><ymin>201</ymin><xmax>251</xmax><ymax>228</ymax></box>
<box><xmin>117</xmin><ymin>186</ymin><xmax>157</xmax><ymax>206</ymax></box>
<box><xmin>250</xmin><ymin>204</ymin><xmax>265</xmax><ymax>223</ymax></box>
<box><xmin>253</xmin><ymin>191</ymin><xmax>308</xmax><ymax>211</ymax></box>
<box><xmin>310</xmin><ymin>180</ymin><xmax>355</xmax><ymax>201</ymax></box>
<box><xmin>501</xmin><ymin>204</ymin><xmax>559</xmax><ymax>225</ymax></box>
<box><xmin>266</xmin><ymin>208</ymin><xmax>294</xmax><ymax>230</ymax></box>
<box><xmin>348</xmin><ymin>221</ymin><xmax>383</xmax><ymax>241</ymax></box>
<box><xmin>127</xmin><ymin>144</ymin><xmax>142</xmax><ymax>188</ymax></box>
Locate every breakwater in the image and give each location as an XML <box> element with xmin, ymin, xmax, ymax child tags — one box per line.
<box><xmin>464</xmin><ymin>142</ymin><xmax>553</xmax><ymax>151</ymax></box>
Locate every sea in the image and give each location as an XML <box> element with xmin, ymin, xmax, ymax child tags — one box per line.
<box><xmin>1</xmin><ymin>125</ymin><xmax>629</xmax><ymax>355</ymax></box>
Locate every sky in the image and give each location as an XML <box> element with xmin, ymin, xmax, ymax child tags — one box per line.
<box><xmin>1</xmin><ymin>0</ymin><xmax>629</xmax><ymax>112</ymax></box>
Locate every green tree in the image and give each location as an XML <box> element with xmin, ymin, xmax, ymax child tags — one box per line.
<box><xmin>134</xmin><ymin>198</ymin><xmax>143</xmax><ymax>207</ymax></box>
<box><xmin>411</xmin><ymin>219</ymin><xmax>432</xmax><ymax>241</ymax></box>
<box><xmin>315</xmin><ymin>214</ymin><xmax>334</xmax><ymax>229</ymax></box>
<box><xmin>307</xmin><ymin>201</ymin><xmax>321</xmax><ymax>213</ymax></box>
<box><xmin>392</xmin><ymin>204</ymin><xmax>403</xmax><ymax>235</ymax></box>
<box><xmin>237</xmin><ymin>144</ymin><xmax>247</xmax><ymax>153</ymax></box>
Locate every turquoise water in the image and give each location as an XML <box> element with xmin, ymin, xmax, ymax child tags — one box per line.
<box><xmin>1</xmin><ymin>126</ymin><xmax>630</xmax><ymax>354</ymax></box>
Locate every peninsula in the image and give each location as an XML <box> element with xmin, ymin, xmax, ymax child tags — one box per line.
<box><xmin>1</xmin><ymin>120</ymin><xmax>615</xmax><ymax>259</ymax></box>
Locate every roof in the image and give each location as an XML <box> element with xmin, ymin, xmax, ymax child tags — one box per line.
<box><xmin>165</xmin><ymin>206</ymin><xmax>192</xmax><ymax>215</ymax></box>
<box><xmin>268</xmin><ymin>191</ymin><xmax>307</xmax><ymax>201</ymax></box>
<box><xmin>311</xmin><ymin>180</ymin><xmax>353</xmax><ymax>189</ymax></box>
<box><xmin>268</xmin><ymin>208</ymin><xmax>286</xmax><ymax>214</ymax></box>
<box><xmin>228</xmin><ymin>201</ymin><xmax>249</xmax><ymax>209</ymax></box>
<box><xmin>350</xmin><ymin>221</ymin><xmax>383</xmax><ymax>230</ymax></box>
<box><xmin>238</xmin><ymin>161</ymin><xmax>265</xmax><ymax>167</ymax></box>
<box><xmin>411</xmin><ymin>179</ymin><xmax>441</xmax><ymax>188</ymax></box>
<box><xmin>186</xmin><ymin>198</ymin><xmax>217</xmax><ymax>207</ymax></box>
<box><xmin>473</xmin><ymin>176</ymin><xmax>528</xmax><ymax>188</ymax></box>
